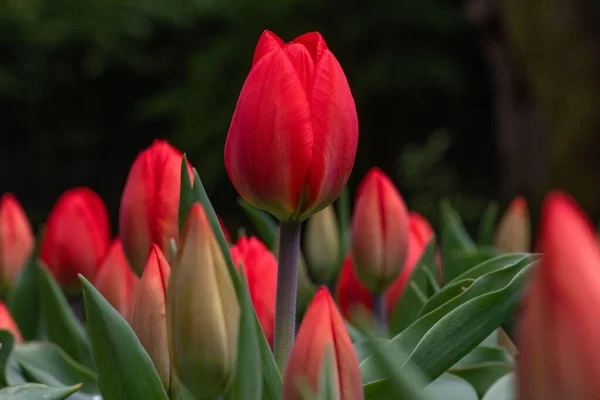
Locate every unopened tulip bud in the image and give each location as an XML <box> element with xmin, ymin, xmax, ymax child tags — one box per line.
<box><xmin>120</xmin><ymin>140</ymin><xmax>193</xmax><ymax>276</ymax></box>
<box><xmin>351</xmin><ymin>168</ymin><xmax>409</xmax><ymax>293</ymax></box>
<box><xmin>230</xmin><ymin>236</ymin><xmax>277</xmax><ymax>346</ymax></box>
<box><xmin>0</xmin><ymin>300</ymin><xmax>22</xmax><ymax>343</ymax></box>
<box><xmin>494</xmin><ymin>196</ymin><xmax>531</xmax><ymax>253</ymax></box>
<box><xmin>168</xmin><ymin>204</ymin><xmax>239</xmax><ymax>399</ymax></box>
<box><xmin>40</xmin><ymin>187</ymin><xmax>110</xmax><ymax>292</ymax></box>
<box><xmin>0</xmin><ymin>194</ymin><xmax>34</xmax><ymax>292</ymax></box>
<box><xmin>518</xmin><ymin>192</ymin><xmax>600</xmax><ymax>399</ymax></box>
<box><xmin>304</xmin><ymin>205</ymin><xmax>340</xmax><ymax>284</ymax></box>
<box><xmin>130</xmin><ymin>244</ymin><xmax>171</xmax><ymax>391</ymax></box>
<box><xmin>283</xmin><ymin>287</ymin><xmax>363</xmax><ymax>400</ymax></box>
<box><xmin>94</xmin><ymin>238</ymin><xmax>138</xmax><ymax>319</ymax></box>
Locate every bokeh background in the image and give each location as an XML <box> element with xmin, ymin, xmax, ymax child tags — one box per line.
<box><xmin>2</xmin><ymin>0</ymin><xmax>600</xmax><ymax>237</ymax></box>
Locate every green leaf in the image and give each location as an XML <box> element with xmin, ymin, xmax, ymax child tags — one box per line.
<box><xmin>424</xmin><ymin>374</ymin><xmax>478</xmax><ymax>400</ymax></box>
<box><xmin>452</xmin><ymin>248</ymin><xmax>500</xmax><ymax>275</ymax></box>
<box><xmin>192</xmin><ymin>170</ymin><xmax>282</xmax><ymax>400</ymax></box>
<box><xmin>14</xmin><ymin>342</ymin><xmax>99</xmax><ymax>400</ymax></box>
<box><xmin>80</xmin><ymin>276</ymin><xmax>168</xmax><ymax>400</ymax></box>
<box><xmin>389</xmin><ymin>282</ymin><xmax>428</xmax><ymax>335</ymax></box>
<box><xmin>0</xmin><ymin>330</ymin><xmax>15</xmax><ymax>387</ymax></box>
<box><xmin>353</xmin><ymin>339</ymin><xmax>388</xmax><ymax>364</ymax></box>
<box><xmin>225</xmin><ymin>267</ymin><xmax>262</xmax><ymax>400</ymax></box>
<box><xmin>450</xmin><ymin>362</ymin><xmax>512</xmax><ymax>398</ymax></box>
<box><xmin>336</xmin><ymin>185</ymin><xmax>351</xmax><ymax>259</ymax></box>
<box><xmin>0</xmin><ymin>383</ymin><xmax>82</xmax><ymax>399</ymax></box>
<box><xmin>345</xmin><ymin>322</ymin><xmax>364</xmax><ymax>343</ymax></box>
<box><xmin>178</xmin><ymin>154</ymin><xmax>194</xmax><ymax>235</ymax></box>
<box><xmin>477</xmin><ymin>202</ymin><xmax>499</xmax><ymax>246</ymax></box>
<box><xmin>481</xmin><ymin>331</ymin><xmax>499</xmax><ymax>346</ymax></box>
<box><xmin>481</xmin><ymin>373</ymin><xmax>516</xmax><ymax>400</ymax></box>
<box><xmin>439</xmin><ymin>200</ymin><xmax>476</xmax><ymax>282</ymax></box>
<box><xmin>453</xmin><ymin>345</ymin><xmax>513</xmax><ymax>367</ymax></box>
<box><xmin>317</xmin><ymin>347</ymin><xmax>337</xmax><ymax>400</ymax></box>
<box><xmin>37</xmin><ymin>264</ymin><xmax>95</xmax><ymax>371</ymax></box>
<box><xmin>237</xmin><ymin>198</ymin><xmax>278</xmax><ymax>252</ymax></box>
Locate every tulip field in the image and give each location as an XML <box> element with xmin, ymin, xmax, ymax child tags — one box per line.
<box><xmin>0</xmin><ymin>30</ymin><xmax>593</xmax><ymax>400</ymax></box>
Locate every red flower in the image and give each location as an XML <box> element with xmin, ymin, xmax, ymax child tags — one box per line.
<box><xmin>0</xmin><ymin>194</ymin><xmax>34</xmax><ymax>291</ymax></box>
<box><xmin>230</xmin><ymin>236</ymin><xmax>277</xmax><ymax>346</ymax></box>
<box><xmin>518</xmin><ymin>192</ymin><xmax>600</xmax><ymax>399</ymax></box>
<box><xmin>225</xmin><ymin>30</ymin><xmax>358</xmax><ymax>221</ymax></box>
<box><xmin>0</xmin><ymin>300</ymin><xmax>22</xmax><ymax>343</ymax></box>
<box><xmin>40</xmin><ymin>187</ymin><xmax>110</xmax><ymax>291</ymax></box>
<box><xmin>120</xmin><ymin>140</ymin><xmax>193</xmax><ymax>276</ymax></box>
<box><xmin>283</xmin><ymin>287</ymin><xmax>363</xmax><ymax>400</ymax></box>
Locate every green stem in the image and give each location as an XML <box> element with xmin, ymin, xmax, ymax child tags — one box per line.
<box><xmin>274</xmin><ymin>221</ymin><xmax>302</xmax><ymax>372</ymax></box>
<box><xmin>372</xmin><ymin>293</ymin><xmax>387</xmax><ymax>328</ymax></box>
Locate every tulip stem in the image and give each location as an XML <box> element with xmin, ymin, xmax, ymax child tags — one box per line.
<box><xmin>274</xmin><ymin>220</ymin><xmax>302</xmax><ymax>372</ymax></box>
<box><xmin>372</xmin><ymin>293</ymin><xmax>387</xmax><ymax>328</ymax></box>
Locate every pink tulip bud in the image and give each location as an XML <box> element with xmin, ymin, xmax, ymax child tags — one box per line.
<box><xmin>0</xmin><ymin>300</ymin><xmax>22</xmax><ymax>343</ymax></box>
<box><xmin>495</xmin><ymin>196</ymin><xmax>531</xmax><ymax>253</ymax></box>
<box><xmin>0</xmin><ymin>194</ymin><xmax>34</xmax><ymax>291</ymax></box>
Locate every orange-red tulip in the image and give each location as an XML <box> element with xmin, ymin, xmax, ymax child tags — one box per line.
<box><xmin>495</xmin><ymin>195</ymin><xmax>531</xmax><ymax>253</ymax></box>
<box><xmin>224</xmin><ymin>30</ymin><xmax>358</xmax><ymax>222</ymax></box>
<box><xmin>93</xmin><ymin>238</ymin><xmax>138</xmax><ymax>320</ymax></box>
<box><xmin>0</xmin><ymin>194</ymin><xmax>34</xmax><ymax>291</ymax></box>
<box><xmin>518</xmin><ymin>192</ymin><xmax>600</xmax><ymax>399</ymax></box>
<box><xmin>230</xmin><ymin>236</ymin><xmax>277</xmax><ymax>346</ymax></box>
<box><xmin>351</xmin><ymin>168</ymin><xmax>409</xmax><ymax>293</ymax></box>
<box><xmin>130</xmin><ymin>244</ymin><xmax>171</xmax><ymax>391</ymax></box>
<box><xmin>0</xmin><ymin>300</ymin><xmax>22</xmax><ymax>343</ymax></box>
<box><xmin>119</xmin><ymin>140</ymin><xmax>193</xmax><ymax>276</ymax></box>
<box><xmin>40</xmin><ymin>187</ymin><xmax>110</xmax><ymax>291</ymax></box>
<box><xmin>283</xmin><ymin>287</ymin><xmax>362</xmax><ymax>400</ymax></box>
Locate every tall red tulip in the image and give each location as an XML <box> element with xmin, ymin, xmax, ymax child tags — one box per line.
<box><xmin>40</xmin><ymin>187</ymin><xmax>110</xmax><ymax>291</ymax></box>
<box><xmin>351</xmin><ymin>168</ymin><xmax>409</xmax><ymax>293</ymax></box>
<box><xmin>0</xmin><ymin>194</ymin><xmax>34</xmax><ymax>291</ymax></box>
<box><xmin>518</xmin><ymin>192</ymin><xmax>600</xmax><ymax>399</ymax></box>
<box><xmin>283</xmin><ymin>287</ymin><xmax>362</xmax><ymax>400</ymax></box>
<box><xmin>93</xmin><ymin>238</ymin><xmax>138</xmax><ymax>320</ymax></box>
<box><xmin>120</xmin><ymin>140</ymin><xmax>193</xmax><ymax>276</ymax></box>
<box><xmin>230</xmin><ymin>236</ymin><xmax>277</xmax><ymax>346</ymax></box>
<box><xmin>0</xmin><ymin>300</ymin><xmax>22</xmax><ymax>343</ymax></box>
<box><xmin>224</xmin><ymin>30</ymin><xmax>358</xmax><ymax>221</ymax></box>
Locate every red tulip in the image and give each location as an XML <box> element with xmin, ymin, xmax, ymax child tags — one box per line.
<box><xmin>40</xmin><ymin>187</ymin><xmax>110</xmax><ymax>291</ymax></box>
<box><xmin>0</xmin><ymin>300</ymin><xmax>22</xmax><ymax>343</ymax></box>
<box><xmin>120</xmin><ymin>140</ymin><xmax>193</xmax><ymax>276</ymax></box>
<box><xmin>351</xmin><ymin>168</ymin><xmax>409</xmax><ymax>293</ymax></box>
<box><xmin>230</xmin><ymin>236</ymin><xmax>277</xmax><ymax>346</ymax></box>
<box><xmin>518</xmin><ymin>192</ymin><xmax>600</xmax><ymax>399</ymax></box>
<box><xmin>283</xmin><ymin>287</ymin><xmax>363</xmax><ymax>400</ymax></box>
<box><xmin>224</xmin><ymin>30</ymin><xmax>358</xmax><ymax>221</ymax></box>
<box><xmin>495</xmin><ymin>195</ymin><xmax>531</xmax><ymax>253</ymax></box>
<box><xmin>93</xmin><ymin>238</ymin><xmax>138</xmax><ymax>320</ymax></box>
<box><xmin>0</xmin><ymin>194</ymin><xmax>34</xmax><ymax>291</ymax></box>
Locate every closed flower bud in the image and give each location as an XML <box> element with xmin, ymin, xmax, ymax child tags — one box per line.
<box><xmin>230</xmin><ymin>236</ymin><xmax>277</xmax><ymax>347</ymax></box>
<box><xmin>304</xmin><ymin>205</ymin><xmax>341</xmax><ymax>284</ymax></box>
<box><xmin>130</xmin><ymin>244</ymin><xmax>171</xmax><ymax>391</ymax></box>
<box><xmin>93</xmin><ymin>238</ymin><xmax>138</xmax><ymax>320</ymax></box>
<box><xmin>120</xmin><ymin>140</ymin><xmax>193</xmax><ymax>276</ymax></box>
<box><xmin>351</xmin><ymin>168</ymin><xmax>409</xmax><ymax>293</ymax></box>
<box><xmin>225</xmin><ymin>30</ymin><xmax>358</xmax><ymax>221</ymax></box>
<box><xmin>168</xmin><ymin>204</ymin><xmax>240</xmax><ymax>399</ymax></box>
<box><xmin>40</xmin><ymin>187</ymin><xmax>110</xmax><ymax>292</ymax></box>
<box><xmin>0</xmin><ymin>300</ymin><xmax>22</xmax><ymax>343</ymax></box>
<box><xmin>283</xmin><ymin>287</ymin><xmax>363</xmax><ymax>400</ymax></box>
<box><xmin>518</xmin><ymin>192</ymin><xmax>600</xmax><ymax>400</ymax></box>
<box><xmin>494</xmin><ymin>196</ymin><xmax>531</xmax><ymax>253</ymax></box>
<box><xmin>0</xmin><ymin>194</ymin><xmax>34</xmax><ymax>292</ymax></box>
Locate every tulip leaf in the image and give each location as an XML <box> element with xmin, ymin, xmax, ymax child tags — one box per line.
<box><xmin>424</xmin><ymin>373</ymin><xmax>478</xmax><ymax>400</ymax></box>
<box><xmin>192</xmin><ymin>170</ymin><xmax>282</xmax><ymax>400</ymax></box>
<box><xmin>0</xmin><ymin>383</ymin><xmax>82</xmax><ymax>399</ymax></box>
<box><xmin>178</xmin><ymin>154</ymin><xmax>194</xmax><ymax>235</ymax></box>
<box><xmin>453</xmin><ymin>345</ymin><xmax>513</xmax><ymax>367</ymax></box>
<box><xmin>237</xmin><ymin>198</ymin><xmax>278</xmax><ymax>252</ymax></box>
<box><xmin>481</xmin><ymin>373</ymin><xmax>516</xmax><ymax>400</ymax></box>
<box><xmin>0</xmin><ymin>330</ymin><xmax>15</xmax><ymax>387</ymax></box>
<box><xmin>439</xmin><ymin>200</ymin><xmax>476</xmax><ymax>282</ymax></box>
<box><xmin>450</xmin><ymin>362</ymin><xmax>513</xmax><ymax>398</ymax></box>
<box><xmin>335</xmin><ymin>185</ymin><xmax>351</xmax><ymax>260</ymax></box>
<box><xmin>37</xmin><ymin>264</ymin><xmax>95</xmax><ymax>371</ymax></box>
<box><xmin>80</xmin><ymin>276</ymin><xmax>168</xmax><ymax>400</ymax></box>
<box><xmin>353</xmin><ymin>339</ymin><xmax>388</xmax><ymax>364</ymax></box>
<box><xmin>477</xmin><ymin>202</ymin><xmax>499</xmax><ymax>246</ymax></box>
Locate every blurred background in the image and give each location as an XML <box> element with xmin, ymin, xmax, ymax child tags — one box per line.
<box><xmin>1</xmin><ymin>0</ymin><xmax>600</xmax><ymax>236</ymax></box>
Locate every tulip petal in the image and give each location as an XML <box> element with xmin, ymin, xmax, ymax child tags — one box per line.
<box><xmin>252</xmin><ymin>30</ymin><xmax>284</xmax><ymax>67</ymax></box>
<box><xmin>292</xmin><ymin>32</ymin><xmax>328</xmax><ymax>63</ymax></box>
<box><xmin>0</xmin><ymin>194</ymin><xmax>34</xmax><ymax>289</ymax></box>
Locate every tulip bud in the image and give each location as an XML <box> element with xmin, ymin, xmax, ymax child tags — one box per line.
<box><xmin>120</xmin><ymin>140</ymin><xmax>193</xmax><ymax>277</ymax></box>
<box><xmin>0</xmin><ymin>300</ymin><xmax>22</xmax><ymax>343</ymax></box>
<box><xmin>230</xmin><ymin>236</ymin><xmax>277</xmax><ymax>347</ymax></box>
<box><xmin>350</xmin><ymin>168</ymin><xmax>409</xmax><ymax>293</ymax></box>
<box><xmin>168</xmin><ymin>204</ymin><xmax>240</xmax><ymax>399</ymax></box>
<box><xmin>494</xmin><ymin>196</ymin><xmax>530</xmax><ymax>253</ymax></box>
<box><xmin>283</xmin><ymin>287</ymin><xmax>363</xmax><ymax>400</ymax></box>
<box><xmin>40</xmin><ymin>187</ymin><xmax>110</xmax><ymax>292</ymax></box>
<box><xmin>93</xmin><ymin>238</ymin><xmax>138</xmax><ymax>320</ymax></box>
<box><xmin>304</xmin><ymin>205</ymin><xmax>340</xmax><ymax>284</ymax></box>
<box><xmin>518</xmin><ymin>192</ymin><xmax>600</xmax><ymax>399</ymax></box>
<box><xmin>0</xmin><ymin>194</ymin><xmax>34</xmax><ymax>292</ymax></box>
<box><xmin>225</xmin><ymin>30</ymin><xmax>358</xmax><ymax>222</ymax></box>
<box><xmin>130</xmin><ymin>244</ymin><xmax>171</xmax><ymax>391</ymax></box>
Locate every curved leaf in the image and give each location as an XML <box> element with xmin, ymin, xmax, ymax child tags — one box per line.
<box><xmin>0</xmin><ymin>330</ymin><xmax>15</xmax><ymax>387</ymax></box>
<box><xmin>482</xmin><ymin>373</ymin><xmax>516</xmax><ymax>400</ymax></box>
<box><xmin>418</xmin><ymin>279</ymin><xmax>474</xmax><ymax>317</ymax></box>
<box><xmin>237</xmin><ymin>197</ymin><xmax>277</xmax><ymax>252</ymax></box>
<box><xmin>450</xmin><ymin>362</ymin><xmax>512</xmax><ymax>398</ymax></box>
<box><xmin>454</xmin><ymin>345</ymin><xmax>513</xmax><ymax>367</ymax></box>
<box><xmin>424</xmin><ymin>373</ymin><xmax>478</xmax><ymax>400</ymax></box>
<box><xmin>0</xmin><ymin>383</ymin><xmax>81</xmax><ymax>399</ymax></box>
<box><xmin>477</xmin><ymin>202</ymin><xmax>499</xmax><ymax>246</ymax></box>
<box><xmin>450</xmin><ymin>253</ymin><xmax>534</xmax><ymax>284</ymax></box>
<box><xmin>439</xmin><ymin>200</ymin><xmax>476</xmax><ymax>282</ymax></box>
<box><xmin>178</xmin><ymin>154</ymin><xmax>194</xmax><ymax>234</ymax></box>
